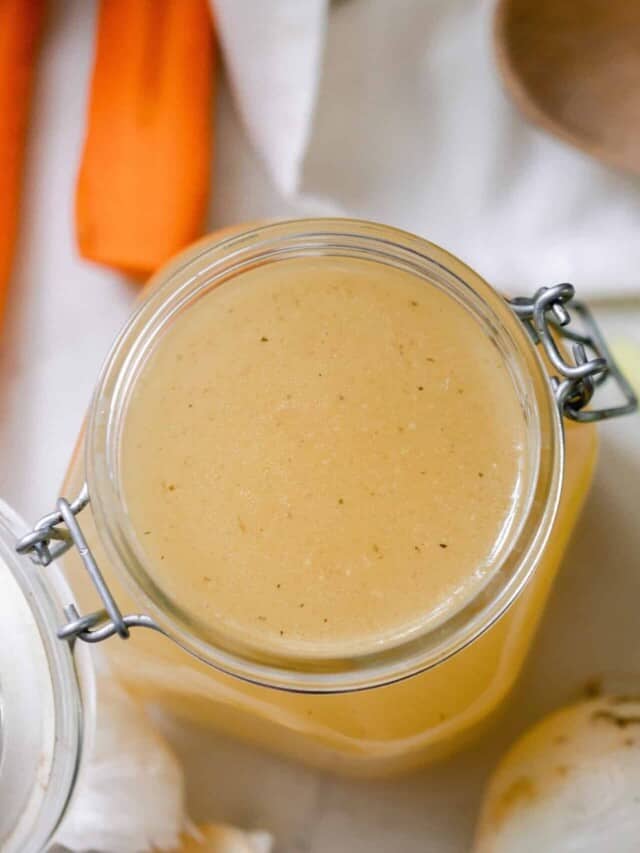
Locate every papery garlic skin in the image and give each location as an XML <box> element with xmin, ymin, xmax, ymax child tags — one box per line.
<box><xmin>55</xmin><ymin>664</ymin><xmax>186</xmax><ymax>853</ymax></box>
<box><xmin>474</xmin><ymin>696</ymin><xmax>640</xmax><ymax>853</ymax></box>
<box><xmin>53</xmin><ymin>656</ymin><xmax>274</xmax><ymax>853</ymax></box>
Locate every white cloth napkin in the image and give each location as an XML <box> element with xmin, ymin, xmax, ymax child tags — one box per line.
<box><xmin>213</xmin><ymin>0</ymin><xmax>328</xmax><ymax>197</ymax></box>
<box><xmin>211</xmin><ymin>0</ymin><xmax>640</xmax><ymax>300</ymax></box>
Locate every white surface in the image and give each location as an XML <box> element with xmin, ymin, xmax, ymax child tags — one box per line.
<box><xmin>1</xmin><ymin>2</ymin><xmax>639</xmax><ymax>851</ymax></box>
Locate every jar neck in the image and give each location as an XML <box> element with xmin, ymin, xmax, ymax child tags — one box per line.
<box><xmin>86</xmin><ymin>219</ymin><xmax>564</xmax><ymax>692</ymax></box>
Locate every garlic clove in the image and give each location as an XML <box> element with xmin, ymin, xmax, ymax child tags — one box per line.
<box><xmin>176</xmin><ymin>824</ymin><xmax>273</xmax><ymax>852</ymax></box>
<box><xmin>56</xmin><ymin>667</ymin><xmax>186</xmax><ymax>853</ymax></box>
<box><xmin>474</xmin><ymin>695</ymin><xmax>640</xmax><ymax>853</ymax></box>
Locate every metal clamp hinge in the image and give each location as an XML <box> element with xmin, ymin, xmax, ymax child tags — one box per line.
<box><xmin>509</xmin><ymin>283</ymin><xmax>638</xmax><ymax>422</ymax></box>
<box><xmin>15</xmin><ymin>483</ymin><xmax>162</xmax><ymax>646</ymax></box>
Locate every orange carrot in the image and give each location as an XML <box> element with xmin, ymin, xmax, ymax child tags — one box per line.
<box><xmin>0</xmin><ymin>0</ymin><xmax>44</xmax><ymax>318</ymax></box>
<box><xmin>76</xmin><ymin>0</ymin><xmax>215</xmax><ymax>278</ymax></box>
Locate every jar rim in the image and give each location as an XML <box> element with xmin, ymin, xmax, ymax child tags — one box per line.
<box><xmin>86</xmin><ymin>218</ymin><xmax>564</xmax><ymax>692</ymax></box>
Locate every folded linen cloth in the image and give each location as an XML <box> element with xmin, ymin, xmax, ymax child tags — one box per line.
<box><xmin>211</xmin><ymin>0</ymin><xmax>640</xmax><ymax>300</ymax></box>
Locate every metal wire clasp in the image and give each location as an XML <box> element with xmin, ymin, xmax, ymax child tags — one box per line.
<box><xmin>15</xmin><ymin>483</ymin><xmax>162</xmax><ymax>645</ymax></box>
<box><xmin>509</xmin><ymin>283</ymin><xmax>638</xmax><ymax>422</ymax></box>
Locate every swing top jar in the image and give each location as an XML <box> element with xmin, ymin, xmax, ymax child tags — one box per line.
<box><xmin>25</xmin><ymin>219</ymin><xmax>635</xmax><ymax>776</ymax></box>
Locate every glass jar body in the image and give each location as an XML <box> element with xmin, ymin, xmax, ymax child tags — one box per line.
<box><xmin>60</xmin><ymin>418</ymin><xmax>595</xmax><ymax>776</ymax></box>
<box><xmin>56</xmin><ymin>221</ymin><xmax>598</xmax><ymax>776</ymax></box>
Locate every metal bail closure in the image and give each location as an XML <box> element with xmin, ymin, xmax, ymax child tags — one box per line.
<box><xmin>15</xmin><ymin>483</ymin><xmax>162</xmax><ymax>646</ymax></box>
<box><xmin>509</xmin><ymin>283</ymin><xmax>638</xmax><ymax>422</ymax></box>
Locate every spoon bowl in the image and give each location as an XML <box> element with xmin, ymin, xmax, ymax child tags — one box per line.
<box><xmin>494</xmin><ymin>0</ymin><xmax>640</xmax><ymax>175</ymax></box>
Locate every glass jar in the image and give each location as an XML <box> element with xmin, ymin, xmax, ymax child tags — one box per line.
<box><xmin>18</xmin><ymin>219</ymin><xmax>636</xmax><ymax>778</ymax></box>
<box><xmin>0</xmin><ymin>500</ymin><xmax>92</xmax><ymax>853</ymax></box>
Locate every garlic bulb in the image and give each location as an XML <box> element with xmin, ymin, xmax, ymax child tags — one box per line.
<box><xmin>53</xmin><ymin>655</ymin><xmax>274</xmax><ymax>853</ymax></box>
<box><xmin>474</xmin><ymin>695</ymin><xmax>640</xmax><ymax>852</ymax></box>
<box><xmin>55</xmin><ymin>663</ymin><xmax>186</xmax><ymax>853</ymax></box>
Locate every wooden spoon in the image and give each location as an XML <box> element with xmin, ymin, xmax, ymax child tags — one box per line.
<box><xmin>494</xmin><ymin>0</ymin><xmax>640</xmax><ymax>175</ymax></box>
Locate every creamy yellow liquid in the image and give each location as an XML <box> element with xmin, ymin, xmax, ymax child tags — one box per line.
<box><xmin>120</xmin><ymin>257</ymin><xmax>528</xmax><ymax>654</ymax></box>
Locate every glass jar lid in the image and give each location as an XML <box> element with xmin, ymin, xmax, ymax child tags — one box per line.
<box><xmin>0</xmin><ymin>499</ymin><xmax>88</xmax><ymax>853</ymax></box>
